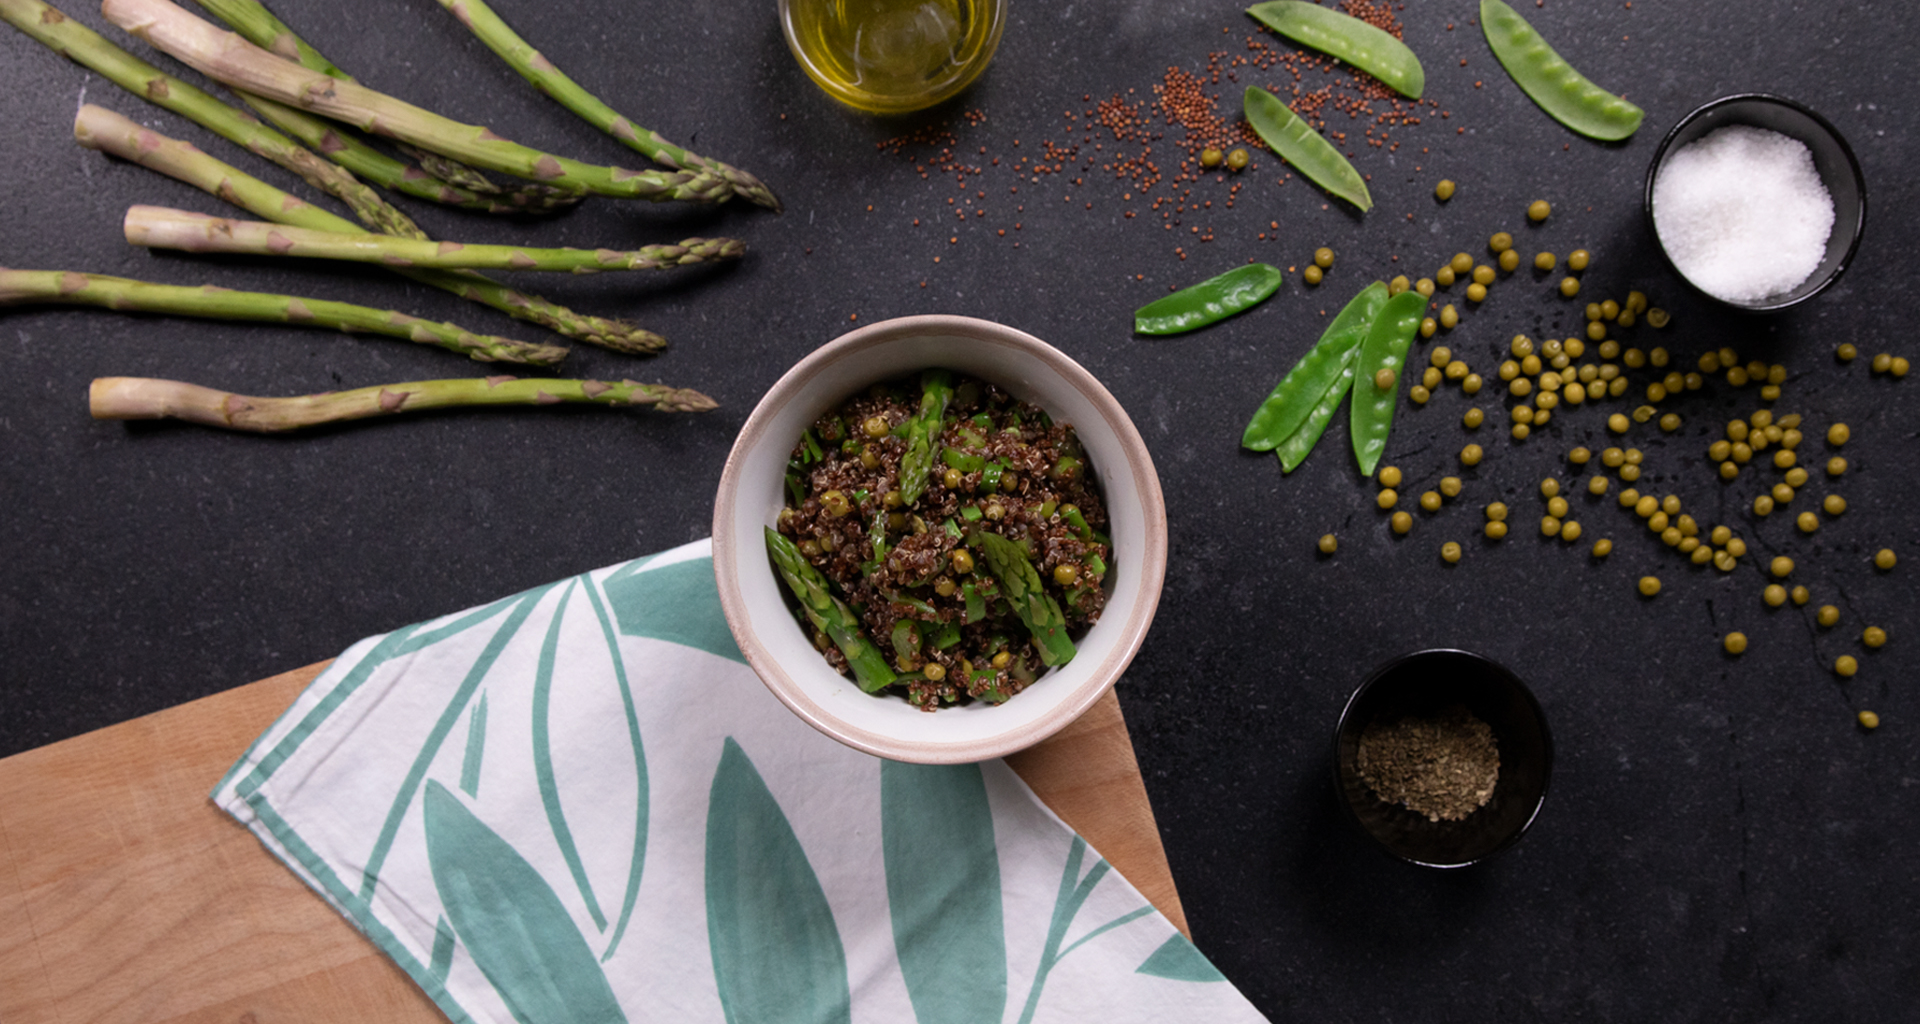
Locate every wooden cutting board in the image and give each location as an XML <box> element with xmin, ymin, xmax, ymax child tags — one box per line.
<box><xmin>0</xmin><ymin>662</ymin><xmax>1183</xmax><ymax>1024</ymax></box>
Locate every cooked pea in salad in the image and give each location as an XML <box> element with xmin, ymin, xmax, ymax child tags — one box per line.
<box><xmin>766</xmin><ymin>371</ymin><xmax>1111</xmax><ymax>709</ymax></box>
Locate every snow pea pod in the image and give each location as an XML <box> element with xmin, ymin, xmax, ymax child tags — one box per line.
<box><xmin>1134</xmin><ymin>262</ymin><xmax>1284</xmax><ymax>335</ymax></box>
<box><xmin>1241</xmin><ymin>281</ymin><xmax>1387</xmax><ymax>450</ymax></box>
<box><xmin>1349</xmin><ymin>289</ymin><xmax>1428</xmax><ymax>476</ymax></box>
<box><xmin>1275</xmin><ymin>344</ymin><xmax>1360</xmax><ymax>474</ymax></box>
<box><xmin>1480</xmin><ymin>0</ymin><xmax>1643</xmax><ymax>142</ymax></box>
<box><xmin>1243</xmin><ymin>86</ymin><xmax>1372</xmax><ymax>212</ymax></box>
<box><xmin>1246</xmin><ymin>1</ymin><xmax>1424</xmax><ymax>99</ymax></box>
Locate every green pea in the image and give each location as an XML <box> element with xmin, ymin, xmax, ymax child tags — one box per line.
<box><xmin>1245</xmin><ymin>86</ymin><xmax>1372</xmax><ymax>211</ymax></box>
<box><xmin>1435</xmin><ymin>179</ymin><xmax>1456</xmax><ymax>201</ymax></box>
<box><xmin>1200</xmin><ymin>147</ymin><xmax>1224</xmax><ymax>168</ymax></box>
<box><xmin>1246</xmin><ymin>1</ymin><xmax>1426</xmax><ymax>98</ymax></box>
<box><xmin>1479</xmin><ymin>0</ymin><xmax>1644</xmax><ymax>141</ymax></box>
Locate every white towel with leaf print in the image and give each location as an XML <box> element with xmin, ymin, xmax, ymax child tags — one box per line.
<box><xmin>214</xmin><ymin>538</ymin><xmax>1267</xmax><ymax>1024</ymax></box>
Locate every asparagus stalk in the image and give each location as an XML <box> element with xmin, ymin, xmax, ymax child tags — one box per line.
<box><xmin>75</xmin><ymin>105</ymin><xmax>665</xmax><ymax>354</ymax></box>
<box><xmin>180</xmin><ymin>0</ymin><xmax>576</xmax><ymax>212</ymax></box>
<box><xmin>897</xmin><ymin>370</ymin><xmax>954</xmax><ymax>505</ymax></box>
<box><xmin>765</xmin><ymin>528</ymin><xmax>898</xmax><ymax>693</ymax></box>
<box><xmin>240</xmin><ymin>91</ymin><xmax>585</xmax><ymax>213</ymax></box>
<box><xmin>0</xmin><ymin>268</ymin><xmax>567</xmax><ymax>365</ymax></box>
<box><xmin>103</xmin><ymin>0</ymin><xmax>732</xmax><ymax>204</ymax></box>
<box><xmin>90</xmin><ymin>374</ymin><xmax>717</xmax><ymax>432</ymax></box>
<box><xmin>125</xmin><ymin>205</ymin><xmax>747</xmax><ymax>273</ymax></box>
<box><xmin>432</xmin><ymin>0</ymin><xmax>782</xmax><ymax>212</ymax></box>
<box><xmin>970</xmin><ymin>532</ymin><xmax>1077</xmax><ymax>667</ymax></box>
<box><xmin>0</xmin><ymin>0</ymin><xmax>424</xmax><ymax>239</ymax></box>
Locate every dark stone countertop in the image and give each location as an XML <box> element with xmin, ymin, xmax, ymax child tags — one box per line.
<box><xmin>3</xmin><ymin>0</ymin><xmax>1914</xmax><ymax>1019</ymax></box>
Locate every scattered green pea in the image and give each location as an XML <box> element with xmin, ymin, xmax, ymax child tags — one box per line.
<box><xmin>1763</xmin><ymin>584</ymin><xmax>1787</xmax><ymax>607</ymax></box>
<box><xmin>1864</xmin><ymin>626</ymin><xmax>1887</xmax><ymax>648</ymax></box>
<box><xmin>1875</xmin><ymin>548</ymin><xmax>1897</xmax><ymax>570</ymax></box>
<box><xmin>1834</xmin><ymin>655</ymin><xmax>1858</xmax><ymax>677</ymax></box>
<box><xmin>1836</xmin><ymin>343</ymin><xmax>1858</xmax><ymax>361</ymax></box>
<box><xmin>1591</xmin><ymin>538</ymin><xmax>1612</xmax><ymax>558</ymax></box>
<box><xmin>1304</xmin><ymin>265</ymin><xmax>1324</xmax><ymax>285</ymax></box>
<box><xmin>1318</xmin><ymin>533</ymin><xmax>1338</xmax><ymax>554</ymax></box>
<box><xmin>1559</xmin><ymin>276</ymin><xmax>1581</xmax><ymax>297</ymax></box>
<box><xmin>1534</xmin><ymin>251</ymin><xmax>1556</xmax><ymax>271</ymax></box>
<box><xmin>1527</xmin><ymin>199</ymin><xmax>1551</xmax><ymax>221</ymax></box>
<box><xmin>1498</xmin><ymin>249</ymin><xmax>1521</xmax><ymax>272</ymax></box>
<box><xmin>1420</xmin><ymin>490</ymin><xmax>1443</xmax><ymax>512</ymax></box>
<box><xmin>1723</xmin><ymin>632</ymin><xmax>1747</xmax><ymax>655</ymax></box>
<box><xmin>1791</xmin><ymin>586</ymin><xmax>1809</xmax><ymax>605</ymax></box>
<box><xmin>1391</xmin><ymin>511</ymin><xmax>1413</xmax><ymax>534</ymax></box>
<box><xmin>1314</xmin><ymin>247</ymin><xmax>1335</xmax><ymax>268</ymax></box>
<box><xmin>1200</xmin><ymin>147</ymin><xmax>1224</xmax><ymax>168</ymax></box>
<box><xmin>1638</xmin><ymin>576</ymin><xmax>1661</xmax><ymax>596</ymax></box>
<box><xmin>1568</xmin><ymin>249</ymin><xmax>1591</xmax><ymax>271</ymax></box>
<box><xmin>1441</xmin><ymin>541</ymin><xmax>1463</xmax><ymax>563</ymax></box>
<box><xmin>1490</xmin><ymin>232</ymin><xmax>1514</xmax><ymax>254</ymax></box>
<box><xmin>1858</xmin><ymin>710</ymin><xmax>1880</xmax><ymax>729</ymax></box>
<box><xmin>1225</xmin><ymin>147</ymin><xmax>1250</xmax><ymax>171</ymax></box>
<box><xmin>1435</xmin><ymin>179</ymin><xmax>1456</xmax><ymax>200</ymax></box>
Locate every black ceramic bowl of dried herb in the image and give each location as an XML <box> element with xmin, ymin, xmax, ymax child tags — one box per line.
<box><xmin>1332</xmin><ymin>649</ymin><xmax>1552</xmax><ymax>868</ymax></box>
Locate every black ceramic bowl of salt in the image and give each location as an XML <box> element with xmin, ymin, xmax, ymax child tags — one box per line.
<box><xmin>1332</xmin><ymin>649</ymin><xmax>1552</xmax><ymax>869</ymax></box>
<box><xmin>1644</xmin><ymin>93</ymin><xmax>1867</xmax><ymax>313</ymax></box>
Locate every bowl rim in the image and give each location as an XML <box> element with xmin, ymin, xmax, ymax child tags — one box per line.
<box><xmin>1642</xmin><ymin>92</ymin><xmax>1868</xmax><ymax>313</ymax></box>
<box><xmin>1331</xmin><ymin>647</ymin><xmax>1554</xmax><ymax>868</ymax></box>
<box><xmin>712</xmin><ymin>314</ymin><xmax>1168</xmax><ymax>763</ymax></box>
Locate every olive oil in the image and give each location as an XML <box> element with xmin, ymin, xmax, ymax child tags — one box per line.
<box><xmin>781</xmin><ymin>0</ymin><xmax>1006</xmax><ymax>114</ymax></box>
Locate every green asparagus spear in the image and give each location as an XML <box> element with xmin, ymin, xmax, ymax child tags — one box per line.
<box><xmin>0</xmin><ymin>269</ymin><xmax>567</xmax><ymax>365</ymax></box>
<box><xmin>968</xmin><ymin>532</ymin><xmax>1077</xmax><ymax>667</ymax></box>
<box><xmin>186</xmin><ymin>0</ymin><xmax>341</xmax><ymax>75</ymax></box>
<box><xmin>125</xmin><ymin>205</ymin><xmax>746</xmax><ymax>273</ymax></box>
<box><xmin>0</xmin><ymin>0</ymin><xmax>425</xmax><ymax>238</ymax></box>
<box><xmin>898</xmin><ymin>370</ymin><xmax>954</xmax><ymax>506</ymax></box>
<box><xmin>104</xmin><ymin>0</ymin><xmax>731</xmax><ymax>205</ymax></box>
<box><xmin>429</xmin><ymin>0</ymin><xmax>782</xmax><ymax>211</ymax></box>
<box><xmin>90</xmin><ymin>374</ymin><xmax>716</xmax><ymax>432</ymax></box>
<box><xmin>764</xmin><ymin>528</ymin><xmax>898</xmax><ymax>693</ymax></box>
<box><xmin>241</xmin><ymin>91</ymin><xmax>583</xmax><ymax>213</ymax></box>
<box><xmin>74</xmin><ymin>105</ymin><xmax>664</xmax><ymax>354</ymax></box>
<box><xmin>184</xmin><ymin>0</ymin><xmax>576</xmax><ymax>212</ymax></box>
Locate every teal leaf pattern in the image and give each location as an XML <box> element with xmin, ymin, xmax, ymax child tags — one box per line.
<box><xmin>705</xmin><ymin>737</ymin><xmax>851</xmax><ymax>1024</ymax></box>
<box><xmin>1015</xmin><ymin>837</ymin><xmax>1156</xmax><ymax>1024</ymax></box>
<box><xmin>604</xmin><ymin>555</ymin><xmax>744</xmax><ymax>663</ymax></box>
<box><xmin>880</xmin><ymin>761</ymin><xmax>1007</xmax><ymax>1024</ymax></box>
<box><xmin>362</xmin><ymin>585</ymin><xmax>554</xmax><ymax>898</ymax></box>
<box><xmin>579</xmin><ymin>575</ymin><xmax>650</xmax><ymax>964</ymax></box>
<box><xmin>1136</xmin><ymin>933</ymin><xmax>1228</xmax><ymax>983</ymax></box>
<box><xmin>423</xmin><ymin>781</ymin><xmax>628</xmax><ymax>1024</ymax></box>
<box><xmin>531</xmin><ymin>583</ymin><xmax>608</xmax><ymax>932</ymax></box>
<box><xmin>459</xmin><ymin>695</ymin><xmax>488</xmax><ymax>798</ymax></box>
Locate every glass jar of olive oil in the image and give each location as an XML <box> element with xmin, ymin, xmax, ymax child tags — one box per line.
<box><xmin>779</xmin><ymin>0</ymin><xmax>1007</xmax><ymax>114</ymax></box>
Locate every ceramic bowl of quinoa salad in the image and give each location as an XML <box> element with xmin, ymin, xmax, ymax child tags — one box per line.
<box><xmin>713</xmin><ymin>315</ymin><xmax>1167</xmax><ymax>763</ymax></box>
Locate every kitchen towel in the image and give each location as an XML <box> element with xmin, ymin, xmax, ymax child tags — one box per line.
<box><xmin>213</xmin><ymin>538</ymin><xmax>1267</xmax><ymax>1024</ymax></box>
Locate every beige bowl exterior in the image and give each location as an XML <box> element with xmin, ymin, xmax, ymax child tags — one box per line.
<box><xmin>712</xmin><ymin>315</ymin><xmax>1168</xmax><ymax>764</ymax></box>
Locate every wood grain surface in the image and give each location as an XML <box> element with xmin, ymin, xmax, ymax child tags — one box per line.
<box><xmin>0</xmin><ymin>664</ymin><xmax>1182</xmax><ymax>1024</ymax></box>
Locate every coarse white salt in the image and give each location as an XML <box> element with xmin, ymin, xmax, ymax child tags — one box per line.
<box><xmin>1652</xmin><ymin>125</ymin><xmax>1835</xmax><ymax>303</ymax></box>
